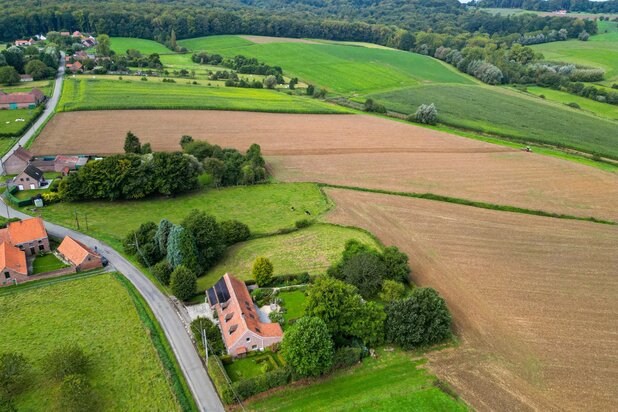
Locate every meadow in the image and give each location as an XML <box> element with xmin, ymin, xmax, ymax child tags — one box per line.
<box><xmin>369</xmin><ymin>84</ymin><xmax>618</xmax><ymax>159</ymax></box>
<box><xmin>57</xmin><ymin>77</ymin><xmax>347</xmax><ymax>113</ymax></box>
<box><xmin>110</xmin><ymin>37</ymin><xmax>171</xmax><ymax>54</ymax></box>
<box><xmin>197</xmin><ymin>223</ymin><xmax>380</xmax><ymax>291</ymax></box>
<box><xmin>177</xmin><ymin>35</ymin><xmax>473</xmax><ymax>94</ymax></box>
<box><xmin>0</xmin><ymin>273</ymin><xmax>179</xmax><ymax>411</ymax></box>
<box><xmin>524</xmin><ymin>86</ymin><xmax>618</xmax><ymax>120</ymax></box>
<box><xmin>0</xmin><ymin>107</ymin><xmax>42</xmax><ymax>136</ymax></box>
<box><xmin>246</xmin><ymin>349</ymin><xmax>467</xmax><ymax>411</ymax></box>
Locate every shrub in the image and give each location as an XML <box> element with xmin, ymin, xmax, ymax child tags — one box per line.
<box><xmin>382</xmin><ymin>246</ymin><xmax>411</xmax><ymax>283</ymax></box>
<box><xmin>42</xmin><ymin>192</ymin><xmax>61</xmax><ymax>204</ymax></box>
<box><xmin>566</xmin><ymin>102</ymin><xmax>581</xmax><ymax>109</ymax></box>
<box><xmin>152</xmin><ymin>260</ymin><xmax>173</xmax><ymax>285</ymax></box>
<box><xmin>341</xmin><ymin>252</ymin><xmax>385</xmax><ymax>298</ymax></box>
<box><xmin>331</xmin><ymin>347</ymin><xmax>362</xmax><ymax>371</ymax></box>
<box><xmin>251</xmin><ymin>288</ymin><xmax>276</xmax><ymax>306</ymax></box>
<box><xmin>60</xmin><ymin>374</ymin><xmax>95</xmax><ymax>412</ymax></box>
<box><xmin>170</xmin><ymin>265</ymin><xmax>197</xmax><ymax>301</ymax></box>
<box><xmin>44</xmin><ymin>344</ymin><xmax>90</xmax><ymax>381</ymax></box>
<box><xmin>269</xmin><ymin>310</ymin><xmax>285</xmax><ymax>325</ymax></box>
<box><xmin>252</xmin><ymin>257</ymin><xmax>274</xmax><ymax>287</ymax></box>
<box><xmin>190</xmin><ymin>317</ymin><xmax>225</xmax><ymax>355</ymax></box>
<box><xmin>231</xmin><ymin>367</ymin><xmax>291</xmax><ymax>400</ymax></box>
<box><xmin>294</xmin><ymin>219</ymin><xmax>311</xmax><ymax>229</ymax></box>
<box><xmin>207</xmin><ymin>356</ymin><xmax>234</xmax><ymax>404</ymax></box>
<box><xmin>220</xmin><ymin>220</ymin><xmax>251</xmax><ymax>245</ymax></box>
<box><xmin>379</xmin><ymin>279</ymin><xmax>407</xmax><ymax>301</ymax></box>
<box><xmin>578</xmin><ymin>31</ymin><xmax>590</xmax><ymax>41</ymax></box>
<box><xmin>0</xmin><ymin>352</ymin><xmax>31</xmax><ymax>397</ymax></box>
<box><xmin>281</xmin><ymin>317</ymin><xmax>334</xmax><ymax>377</ymax></box>
<box><xmin>409</xmin><ymin>103</ymin><xmax>438</xmax><ymax>125</ymax></box>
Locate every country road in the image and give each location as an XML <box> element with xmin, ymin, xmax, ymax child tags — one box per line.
<box><xmin>1</xmin><ymin>52</ymin><xmax>65</xmax><ymax>170</ymax></box>
<box><xmin>0</xmin><ymin>53</ymin><xmax>225</xmax><ymax>412</ymax></box>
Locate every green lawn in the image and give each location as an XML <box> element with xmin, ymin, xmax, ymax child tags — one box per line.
<box><xmin>0</xmin><ymin>108</ymin><xmax>41</xmax><ymax>136</ymax></box>
<box><xmin>525</xmin><ymin>86</ymin><xmax>618</xmax><ymax>120</ymax></box>
<box><xmin>278</xmin><ymin>290</ymin><xmax>306</xmax><ymax>326</ymax></box>
<box><xmin>224</xmin><ymin>352</ymin><xmax>284</xmax><ymax>382</ymax></box>
<box><xmin>0</xmin><ymin>137</ymin><xmax>18</xmax><ymax>156</ymax></box>
<box><xmin>178</xmin><ymin>35</ymin><xmax>473</xmax><ymax>95</ymax></box>
<box><xmin>13</xmin><ymin>188</ymin><xmax>48</xmax><ymax>200</ymax></box>
<box><xmin>57</xmin><ymin>77</ymin><xmax>348</xmax><ymax>113</ymax></box>
<box><xmin>246</xmin><ymin>348</ymin><xmax>467</xmax><ymax>411</ymax></box>
<box><xmin>32</xmin><ymin>183</ymin><xmax>330</xmax><ymax>251</ymax></box>
<box><xmin>0</xmin><ymin>273</ymin><xmax>179</xmax><ymax>411</ymax></box>
<box><xmin>110</xmin><ymin>37</ymin><xmax>171</xmax><ymax>55</ymax></box>
<box><xmin>531</xmin><ymin>34</ymin><xmax>618</xmax><ymax>84</ymax></box>
<box><xmin>197</xmin><ymin>223</ymin><xmax>380</xmax><ymax>291</ymax></box>
<box><xmin>369</xmin><ymin>84</ymin><xmax>618</xmax><ymax>159</ymax></box>
<box><xmin>31</xmin><ymin>253</ymin><xmax>70</xmax><ymax>274</ymax></box>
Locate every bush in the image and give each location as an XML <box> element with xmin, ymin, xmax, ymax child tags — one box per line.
<box><xmin>294</xmin><ymin>219</ymin><xmax>311</xmax><ymax>229</ymax></box>
<box><xmin>341</xmin><ymin>252</ymin><xmax>385</xmax><ymax>298</ymax></box>
<box><xmin>379</xmin><ymin>279</ymin><xmax>407</xmax><ymax>301</ymax></box>
<box><xmin>281</xmin><ymin>317</ymin><xmax>334</xmax><ymax>377</ymax></box>
<box><xmin>0</xmin><ymin>352</ymin><xmax>31</xmax><ymax>397</ymax></box>
<box><xmin>269</xmin><ymin>310</ymin><xmax>285</xmax><ymax>325</ymax></box>
<box><xmin>252</xmin><ymin>257</ymin><xmax>274</xmax><ymax>287</ymax></box>
<box><xmin>331</xmin><ymin>347</ymin><xmax>362</xmax><ymax>371</ymax></box>
<box><xmin>220</xmin><ymin>220</ymin><xmax>251</xmax><ymax>245</ymax></box>
<box><xmin>409</xmin><ymin>103</ymin><xmax>438</xmax><ymax>125</ymax></box>
<box><xmin>566</xmin><ymin>102</ymin><xmax>581</xmax><ymax>109</ymax></box>
<box><xmin>190</xmin><ymin>317</ymin><xmax>225</xmax><ymax>355</ymax></box>
<box><xmin>60</xmin><ymin>374</ymin><xmax>95</xmax><ymax>412</ymax></box>
<box><xmin>152</xmin><ymin>260</ymin><xmax>173</xmax><ymax>285</ymax></box>
<box><xmin>42</xmin><ymin>192</ymin><xmax>61</xmax><ymax>204</ymax></box>
<box><xmin>44</xmin><ymin>345</ymin><xmax>90</xmax><ymax>381</ymax></box>
<box><xmin>231</xmin><ymin>367</ymin><xmax>291</xmax><ymax>400</ymax></box>
<box><xmin>170</xmin><ymin>265</ymin><xmax>197</xmax><ymax>301</ymax></box>
<box><xmin>207</xmin><ymin>357</ymin><xmax>234</xmax><ymax>404</ymax></box>
<box><xmin>251</xmin><ymin>288</ymin><xmax>276</xmax><ymax>307</ymax></box>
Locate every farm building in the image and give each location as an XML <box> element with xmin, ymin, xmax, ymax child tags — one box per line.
<box><xmin>0</xmin><ymin>217</ymin><xmax>50</xmax><ymax>258</ymax></box>
<box><xmin>207</xmin><ymin>273</ymin><xmax>283</xmax><ymax>357</ymax></box>
<box><xmin>57</xmin><ymin>236</ymin><xmax>103</xmax><ymax>271</ymax></box>
<box><xmin>0</xmin><ymin>88</ymin><xmax>45</xmax><ymax>109</ymax></box>
<box><xmin>12</xmin><ymin>164</ymin><xmax>45</xmax><ymax>190</ymax></box>
<box><xmin>3</xmin><ymin>146</ymin><xmax>33</xmax><ymax>174</ymax></box>
<box><xmin>19</xmin><ymin>74</ymin><xmax>33</xmax><ymax>82</ymax></box>
<box><xmin>0</xmin><ymin>242</ymin><xmax>28</xmax><ymax>286</ymax></box>
<box><xmin>66</xmin><ymin>61</ymin><xmax>83</xmax><ymax>73</ymax></box>
<box><xmin>14</xmin><ymin>39</ymin><xmax>32</xmax><ymax>46</ymax></box>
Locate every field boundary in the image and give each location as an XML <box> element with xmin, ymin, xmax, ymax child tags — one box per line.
<box><xmin>319</xmin><ymin>183</ymin><xmax>617</xmax><ymax>225</ymax></box>
<box><xmin>113</xmin><ymin>273</ymin><xmax>199</xmax><ymax>412</ymax></box>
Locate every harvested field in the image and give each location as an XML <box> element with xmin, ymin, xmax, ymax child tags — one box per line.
<box><xmin>33</xmin><ymin>110</ymin><xmax>618</xmax><ymax>221</ymax></box>
<box><xmin>240</xmin><ymin>35</ymin><xmax>319</xmax><ymax>44</ymax></box>
<box><xmin>324</xmin><ymin>188</ymin><xmax>618</xmax><ymax>412</ymax></box>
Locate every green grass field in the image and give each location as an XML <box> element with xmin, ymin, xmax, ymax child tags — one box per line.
<box><xmin>110</xmin><ymin>37</ymin><xmax>171</xmax><ymax>55</ymax></box>
<box><xmin>531</xmin><ymin>33</ymin><xmax>618</xmax><ymax>84</ymax></box>
<box><xmin>0</xmin><ymin>273</ymin><xmax>179</xmax><ymax>411</ymax></box>
<box><xmin>57</xmin><ymin>77</ymin><xmax>347</xmax><ymax>113</ymax></box>
<box><xmin>278</xmin><ymin>290</ymin><xmax>306</xmax><ymax>326</ymax></box>
<box><xmin>525</xmin><ymin>86</ymin><xmax>618</xmax><ymax>120</ymax></box>
<box><xmin>198</xmin><ymin>223</ymin><xmax>380</xmax><ymax>291</ymax></box>
<box><xmin>224</xmin><ymin>352</ymin><xmax>284</xmax><ymax>382</ymax></box>
<box><xmin>31</xmin><ymin>253</ymin><xmax>69</xmax><ymax>274</ymax></box>
<box><xmin>0</xmin><ymin>80</ymin><xmax>53</xmax><ymax>95</ymax></box>
<box><xmin>178</xmin><ymin>35</ymin><xmax>473</xmax><ymax>94</ymax></box>
<box><xmin>246</xmin><ymin>348</ymin><xmax>467</xmax><ymax>411</ymax></box>
<box><xmin>369</xmin><ymin>84</ymin><xmax>618</xmax><ymax>158</ymax></box>
<box><xmin>32</xmin><ymin>183</ymin><xmax>330</xmax><ymax>250</ymax></box>
<box><xmin>0</xmin><ymin>108</ymin><xmax>41</xmax><ymax>136</ymax></box>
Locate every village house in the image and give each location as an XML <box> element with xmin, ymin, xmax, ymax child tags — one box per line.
<box><xmin>3</xmin><ymin>146</ymin><xmax>33</xmax><ymax>174</ymax></box>
<box><xmin>14</xmin><ymin>39</ymin><xmax>32</xmax><ymax>47</ymax></box>
<box><xmin>0</xmin><ymin>242</ymin><xmax>28</xmax><ymax>286</ymax></box>
<box><xmin>12</xmin><ymin>164</ymin><xmax>46</xmax><ymax>190</ymax></box>
<box><xmin>60</xmin><ymin>31</ymin><xmax>70</xmax><ymax>37</ymax></box>
<box><xmin>0</xmin><ymin>88</ymin><xmax>45</xmax><ymax>110</ymax></box>
<box><xmin>66</xmin><ymin>61</ymin><xmax>83</xmax><ymax>73</ymax></box>
<box><xmin>0</xmin><ymin>217</ymin><xmax>50</xmax><ymax>257</ymax></box>
<box><xmin>57</xmin><ymin>236</ymin><xmax>103</xmax><ymax>271</ymax></box>
<box><xmin>19</xmin><ymin>74</ymin><xmax>33</xmax><ymax>82</ymax></box>
<box><xmin>207</xmin><ymin>273</ymin><xmax>283</xmax><ymax>357</ymax></box>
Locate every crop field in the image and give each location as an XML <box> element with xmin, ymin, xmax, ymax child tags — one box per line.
<box><xmin>524</xmin><ymin>86</ymin><xmax>618</xmax><ymax>120</ymax></box>
<box><xmin>0</xmin><ymin>273</ymin><xmax>179</xmax><ymax>411</ymax></box>
<box><xmin>56</xmin><ymin>78</ymin><xmax>346</xmax><ymax>113</ymax></box>
<box><xmin>531</xmin><ymin>33</ymin><xmax>618</xmax><ymax>84</ymax></box>
<box><xmin>369</xmin><ymin>84</ymin><xmax>618</xmax><ymax>158</ymax></box>
<box><xmin>32</xmin><ymin>110</ymin><xmax>618</xmax><ymax>221</ymax></box>
<box><xmin>198</xmin><ymin>223</ymin><xmax>380</xmax><ymax>291</ymax></box>
<box><xmin>178</xmin><ymin>35</ymin><xmax>473</xmax><ymax>94</ymax></box>
<box><xmin>28</xmin><ymin>183</ymin><xmax>329</xmax><ymax>249</ymax></box>
<box><xmin>324</xmin><ymin>188</ymin><xmax>618</xmax><ymax>412</ymax></box>
<box><xmin>0</xmin><ymin>108</ymin><xmax>41</xmax><ymax>136</ymax></box>
<box><xmin>110</xmin><ymin>37</ymin><xmax>171</xmax><ymax>54</ymax></box>
<box><xmin>0</xmin><ymin>80</ymin><xmax>53</xmax><ymax>95</ymax></box>
<box><xmin>246</xmin><ymin>348</ymin><xmax>468</xmax><ymax>411</ymax></box>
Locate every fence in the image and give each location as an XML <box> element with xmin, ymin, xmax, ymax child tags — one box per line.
<box><xmin>4</xmin><ymin>186</ymin><xmax>34</xmax><ymax>207</ymax></box>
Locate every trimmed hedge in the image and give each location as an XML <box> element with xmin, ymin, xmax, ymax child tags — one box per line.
<box><xmin>207</xmin><ymin>356</ymin><xmax>235</xmax><ymax>405</ymax></box>
<box><xmin>331</xmin><ymin>347</ymin><xmax>363</xmax><ymax>372</ymax></box>
<box><xmin>245</xmin><ymin>272</ymin><xmax>312</xmax><ymax>287</ymax></box>
<box><xmin>4</xmin><ymin>186</ymin><xmax>33</xmax><ymax>207</ymax></box>
<box><xmin>232</xmin><ymin>366</ymin><xmax>292</xmax><ymax>401</ymax></box>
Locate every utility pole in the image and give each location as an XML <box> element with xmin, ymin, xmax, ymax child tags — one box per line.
<box><xmin>201</xmin><ymin>328</ymin><xmax>208</xmax><ymax>364</ymax></box>
<box><xmin>133</xmin><ymin>233</ymin><xmax>152</xmax><ymax>273</ymax></box>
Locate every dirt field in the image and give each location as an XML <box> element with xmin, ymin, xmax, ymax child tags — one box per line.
<box><xmin>240</xmin><ymin>35</ymin><xmax>319</xmax><ymax>44</ymax></box>
<box><xmin>33</xmin><ymin>110</ymin><xmax>618</xmax><ymax>221</ymax></box>
<box><xmin>324</xmin><ymin>188</ymin><xmax>618</xmax><ymax>412</ymax></box>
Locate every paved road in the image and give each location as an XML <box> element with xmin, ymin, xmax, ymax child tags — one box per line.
<box><xmin>0</xmin><ymin>201</ymin><xmax>224</xmax><ymax>411</ymax></box>
<box><xmin>1</xmin><ymin>52</ymin><xmax>65</xmax><ymax>171</ymax></box>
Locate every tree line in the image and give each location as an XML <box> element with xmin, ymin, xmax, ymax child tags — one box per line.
<box><xmin>474</xmin><ymin>0</ymin><xmax>618</xmax><ymax>14</ymax></box>
<box><xmin>0</xmin><ymin>44</ymin><xmax>59</xmax><ymax>84</ymax></box>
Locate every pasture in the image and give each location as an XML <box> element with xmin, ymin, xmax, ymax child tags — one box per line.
<box><xmin>369</xmin><ymin>84</ymin><xmax>618</xmax><ymax>159</ymax></box>
<box><xmin>110</xmin><ymin>37</ymin><xmax>171</xmax><ymax>54</ymax></box>
<box><xmin>31</xmin><ymin>110</ymin><xmax>618</xmax><ymax>221</ymax></box>
<box><xmin>197</xmin><ymin>223</ymin><xmax>380</xmax><ymax>291</ymax></box>
<box><xmin>524</xmin><ymin>86</ymin><xmax>618</xmax><ymax>120</ymax></box>
<box><xmin>0</xmin><ymin>108</ymin><xmax>41</xmax><ymax>136</ymax></box>
<box><xmin>246</xmin><ymin>348</ymin><xmax>468</xmax><ymax>411</ymax></box>
<box><xmin>56</xmin><ymin>77</ymin><xmax>346</xmax><ymax>113</ymax></box>
<box><xmin>177</xmin><ymin>35</ymin><xmax>473</xmax><ymax>94</ymax></box>
<box><xmin>325</xmin><ymin>188</ymin><xmax>618</xmax><ymax>412</ymax></box>
<box><xmin>0</xmin><ymin>273</ymin><xmax>179</xmax><ymax>411</ymax></box>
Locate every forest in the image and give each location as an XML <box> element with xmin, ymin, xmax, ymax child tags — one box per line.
<box><xmin>474</xmin><ymin>0</ymin><xmax>618</xmax><ymax>14</ymax></box>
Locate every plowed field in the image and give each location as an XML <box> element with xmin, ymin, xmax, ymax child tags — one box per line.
<box><xmin>324</xmin><ymin>188</ymin><xmax>618</xmax><ymax>412</ymax></box>
<box><xmin>33</xmin><ymin>110</ymin><xmax>618</xmax><ymax>221</ymax></box>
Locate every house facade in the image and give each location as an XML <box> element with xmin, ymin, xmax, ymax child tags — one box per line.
<box><xmin>0</xmin><ymin>217</ymin><xmax>50</xmax><ymax>257</ymax></box>
<box><xmin>0</xmin><ymin>88</ymin><xmax>45</xmax><ymax>110</ymax></box>
<box><xmin>0</xmin><ymin>242</ymin><xmax>28</xmax><ymax>286</ymax></box>
<box><xmin>57</xmin><ymin>236</ymin><xmax>103</xmax><ymax>271</ymax></box>
<box><xmin>13</xmin><ymin>165</ymin><xmax>45</xmax><ymax>190</ymax></box>
<box><xmin>207</xmin><ymin>273</ymin><xmax>283</xmax><ymax>357</ymax></box>
<box><xmin>3</xmin><ymin>146</ymin><xmax>33</xmax><ymax>174</ymax></box>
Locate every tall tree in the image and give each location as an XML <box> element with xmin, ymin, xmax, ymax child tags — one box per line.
<box><xmin>123</xmin><ymin>131</ymin><xmax>141</xmax><ymax>154</ymax></box>
<box><xmin>170</xmin><ymin>29</ymin><xmax>177</xmax><ymax>51</ymax></box>
<box><xmin>170</xmin><ymin>265</ymin><xmax>197</xmax><ymax>301</ymax></box>
<box><xmin>95</xmin><ymin>34</ymin><xmax>111</xmax><ymax>57</ymax></box>
<box><xmin>281</xmin><ymin>317</ymin><xmax>334</xmax><ymax>377</ymax></box>
<box><xmin>252</xmin><ymin>256</ymin><xmax>274</xmax><ymax>286</ymax></box>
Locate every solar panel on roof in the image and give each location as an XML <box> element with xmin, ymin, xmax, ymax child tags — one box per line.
<box><xmin>214</xmin><ymin>277</ymin><xmax>230</xmax><ymax>303</ymax></box>
<box><xmin>207</xmin><ymin>288</ymin><xmax>217</xmax><ymax>305</ymax></box>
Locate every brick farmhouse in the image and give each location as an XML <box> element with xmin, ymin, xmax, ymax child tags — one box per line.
<box><xmin>0</xmin><ymin>217</ymin><xmax>50</xmax><ymax>286</ymax></box>
<box><xmin>13</xmin><ymin>164</ymin><xmax>45</xmax><ymax>190</ymax></box>
<box><xmin>3</xmin><ymin>146</ymin><xmax>33</xmax><ymax>174</ymax></box>
<box><xmin>207</xmin><ymin>273</ymin><xmax>283</xmax><ymax>357</ymax></box>
<box><xmin>57</xmin><ymin>236</ymin><xmax>103</xmax><ymax>271</ymax></box>
<box><xmin>0</xmin><ymin>88</ymin><xmax>44</xmax><ymax>110</ymax></box>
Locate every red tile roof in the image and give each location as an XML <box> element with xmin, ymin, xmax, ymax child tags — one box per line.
<box><xmin>10</xmin><ymin>146</ymin><xmax>33</xmax><ymax>163</ymax></box>
<box><xmin>0</xmin><ymin>242</ymin><xmax>27</xmax><ymax>275</ymax></box>
<box><xmin>0</xmin><ymin>89</ymin><xmax>44</xmax><ymax>105</ymax></box>
<box><xmin>57</xmin><ymin>236</ymin><xmax>98</xmax><ymax>266</ymax></box>
<box><xmin>6</xmin><ymin>217</ymin><xmax>47</xmax><ymax>245</ymax></box>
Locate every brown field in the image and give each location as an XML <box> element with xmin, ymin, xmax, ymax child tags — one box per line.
<box><xmin>240</xmin><ymin>35</ymin><xmax>319</xmax><ymax>44</ymax></box>
<box><xmin>33</xmin><ymin>110</ymin><xmax>618</xmax><ymax>221</ymax></box>
<box><xmin>324</xmin><ymin>188</ymin><xmax>618</xmax><ymax>412</ymax></box>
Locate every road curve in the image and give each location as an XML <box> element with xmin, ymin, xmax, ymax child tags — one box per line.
<box><xmin>1</xmin><ymin>52</ymin><xmax>65</xmax><ymax>170</ymax></box>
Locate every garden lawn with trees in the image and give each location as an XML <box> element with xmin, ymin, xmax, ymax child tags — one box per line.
<box><xmin>198</xmin><ymin>224</ymin><xmax>380</xmax><ymax>291</ymax></box>
<box><xmin>245</xmin><ymin>348</ymin><xmax>467</xmax><ymax>411</ymax></box>
<box><xmin>0</xmin><ymin>273</ymin><xmax>180</xmax><ymax>411</ymax></box>
<box><xmin>57</xmin><ymin>78</ymin><xmax>347</xmax><ymax>113</ymax></box>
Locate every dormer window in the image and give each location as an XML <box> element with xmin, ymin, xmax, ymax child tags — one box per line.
<box><xmin>228</xmin><ymin>324</ymin><xmax>238</xmax><ymax>335</ymax></box>
<box><xmin>221</xmin><ymin>301</ymin><xmax>229</xmax><ymax>310</ymax></box>
<box><xmin>225</xmin><ymin>312</ymin><xmax>233</xmax><ymax>322</ymax></box>
<box><xmin>255</xmin><ymin>327</ymin><xmax>261</xmax><ymax>333</ymax></box>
